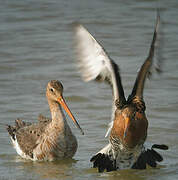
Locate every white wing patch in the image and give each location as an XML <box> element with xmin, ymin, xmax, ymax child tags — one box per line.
<box><xmin>74</xmin><ymin>24</ymin><xmax>113</xmax><ymax>82</ymax></box>
<box><xmin>74</xmin><ymin>24</ymin><xmax>120</xmax><ymax>136</ymax></box>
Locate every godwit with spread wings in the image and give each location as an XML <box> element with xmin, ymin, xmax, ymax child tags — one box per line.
<box><xmin>73</xmin><ymin>12</ymin><xmax>168</xmax><ymax>172</ymax></box>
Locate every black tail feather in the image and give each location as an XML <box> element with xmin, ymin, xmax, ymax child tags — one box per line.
<box><xmin>152</xmin><ymin>144</ymin><xmax>168</xmax><ymax>150</ymax></box>
<box><xmin>144</xmin><ymin>149</ymin><xmax>157</xmax><ymax>167</ymax></box>
<box><xmin>90</xmin><ymin>143</ymin><xmax>168</xmax><ymax>172</ymax></box>
<box><xmin>150</xmin><ymin>149</ymin><xmax>163</xmax><ymax>162</ymax></box>
<box><xmin>6</xmin><ymin>125</ymin><xmax>16</xmax><ymax>140</ymax></box>
<box><xmin>132</xmin><ymin>144</ymin><xmax>168</xmax><ymax>169</ymax></box>
<box><xmin>90</xmin><ymin>153</ymin><xmax>116</xmax><ymax>172</ymax></box>
<box><xmin>132</xmin><ymin>152</ymin><xmax>147</xmax><ymax>169</ymax></box>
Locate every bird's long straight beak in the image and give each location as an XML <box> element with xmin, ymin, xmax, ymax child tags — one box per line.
<box><xmin>57</xmin><ymin>95</ymin><xmax>84</xmax><ymax>135</ymax></box>
<box><xmin>123</xmin><ymin>117</ymin><xmax>130</xmax><ymax>139</ymax></box>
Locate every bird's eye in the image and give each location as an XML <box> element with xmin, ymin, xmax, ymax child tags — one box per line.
<box><xmin>50</xmin><ymin>88</ymin><xmax>54</xmax><ymax>92</ymax></box>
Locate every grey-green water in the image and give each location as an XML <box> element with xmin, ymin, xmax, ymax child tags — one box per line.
<box><xmin>0</xmin><ymin>0</ymin><xmax>178</xmax><ymax>179</ymax></box>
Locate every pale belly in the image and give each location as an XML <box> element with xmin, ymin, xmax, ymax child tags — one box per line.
<box><xmin>11</xmin><ymin>134</ymin><xmax>78</xmax><ymax>161</ymax></box>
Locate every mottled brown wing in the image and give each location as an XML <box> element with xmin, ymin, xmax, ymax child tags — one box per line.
<box><xmin>16</xmin><ymin>122</ymin><xmax>48</xmax><ymax>158</ymax></box>
<box><xmin>15</xmin><ymin>118</ymin><xmax>31</xmax><ymax>129</ymax></box>
<box><xmin>7</xmin><ymin>118</ymin><xmax>32</xmax><ymax>141</ymax></box>
<box><xmin>38</xmin><ymin>114</ymin><xmax>52</xmax><ymax>123</ymax></box>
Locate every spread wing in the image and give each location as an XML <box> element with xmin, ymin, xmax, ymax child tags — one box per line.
<box><xmin>73</xmin><ymin>24</ymin><xmax>126</xmax><ymax>136</ymax></box>
<box><xmin>129</xmin><ymin>11</ymin><xmax>161</xmax><ymax>101</ymax></box>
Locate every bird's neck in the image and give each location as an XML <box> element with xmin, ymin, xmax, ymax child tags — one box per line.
<box><xmin>48</xmin><ymin>99</ymin><xmax>67</xmax><ymax>127</ymax></box>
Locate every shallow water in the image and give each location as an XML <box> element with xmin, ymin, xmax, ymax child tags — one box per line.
<box><xmin>0</xmin><ymin>0</ymin><xmax>178</xmax><ymax>179</ymax></box>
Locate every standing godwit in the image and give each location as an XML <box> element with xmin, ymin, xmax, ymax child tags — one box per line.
<box><xmin>7</xmin><ymin>80</ymin><xmax>84</xmax><ymax>161</ymax></box>
<box><xmin>73</xmin><ymin>12</ymin><xmax>168</xmax><ymax>172</ymax></box>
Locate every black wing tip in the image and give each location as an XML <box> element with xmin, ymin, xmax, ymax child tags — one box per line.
<box><xmin>132</xmin><ymin>144</ymin><xmax>168</xmax><ymax>169</ymax></box>
<box><xmin>152</xmin><ymin>144</ymin><xmax>169</xmax><ymax>150</ymax></box>
<box><xmin>90</xmin><ymin>153</ymin><xmax>116</xmax><ymax>173</ymax></box>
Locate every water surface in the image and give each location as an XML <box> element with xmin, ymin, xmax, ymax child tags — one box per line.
<box><xmin>0</xmin><ymin>0</ymin><xmax>178</xmax><ymax>179</ymax></box>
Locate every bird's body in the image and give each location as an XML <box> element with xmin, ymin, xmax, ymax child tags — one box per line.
<box><xmin>74</xmin><ymin>11</ymin><xmax>168</xmax><ymax>172</ymax></box>
<box><xmin>109</xmin><ymin>99</ymin><xmax>148</xmax><ymax>169</ymax></box>
<box><xmin>7</xmin><ymin>80</ymin><xmax>84</xmax><ymax>161</ymax></box>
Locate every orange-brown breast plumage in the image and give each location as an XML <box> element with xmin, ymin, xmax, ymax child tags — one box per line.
<box><xmin>111</xmin><ymin>105</ymin><xmax>148</xmax><ymax>149</ymax></box>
